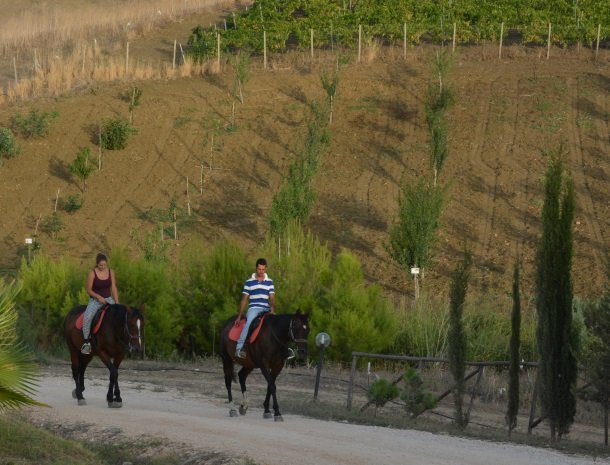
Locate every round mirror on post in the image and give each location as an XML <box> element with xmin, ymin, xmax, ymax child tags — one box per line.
<box><xmin>314</xmin><ymin>332</ymin><xmax>331</xmax><ymax>400</ymax></box>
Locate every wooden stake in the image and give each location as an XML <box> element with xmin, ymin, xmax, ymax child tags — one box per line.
<box><xmin>232</xmin><ymin>11</ymin><xmax>237</xmax><ymax>29</ymax></box>
<box><xmin>310</xmin><ymin>28</ymin><xmax>314</xmax><ymax>60</ymax></box>
<box><xmin>82</xmin><ymin>44</ymin><xmax>86</xmax><ymax>75</ymax></box>
<box><xmin>98</xmin><ymin>125</ymin><xmax>102</xmax><ymax>170</ymax></box>
<box><xmin>452</xmin><ymin>23</ymin><xmax>456</xmax><ymax>53</ymax></box>
<box><xmin>546</xmin><ymin>23</ymin><xmax>551</xmax><ymax>60</ymax></box>
<box><xmin>34</xmin><ymin>214</ymin><xmax>42</xmax><ymax>236</ymax></box>
<box><xmin>54</xmin><ymin>188</ymin><xmax>60</xmax><ymax>212</ymax></box>
<box><xmin>263</xmin><ymin>30</ymin><xmax>267</xmax><ymax>69</ymax></box>
<box><xmin>173</xmin><ymin>39</ymin><xmax>177</xmax><ymax>69</ymax></box>
<box><xmin>34</xmin><ymin>48</ymin><xmax>38</xmax><ymax>73</ymax></box>
<box><xmin>200</xmin><ymin>161</ymin><xmax>204</xmax><ymax>195</ymax></box>
<box><xmin>125</xmin><ymin>41</ymin><xmax>130</xmax><ymax>74</ymax></box>
<box><xmin>186</xmin><ymin>177</ymin><xmax>191</xmax><ymax>216</ymax></box>
<box><xmin>330</xmin><ymin>21</ymin><xmax>334</xmax><ymax>52</ymax></box>
<box><xmin>403</xmin><ymin>23</ymin><xmax>407</xmax><ymax>60</ymax></box>
<box><xmin>13</xmin><ymin>57</ymin><xmax>18</xmax><ymax>83</ymax></box>
<box><xmin>160</xmin><ymin>222</ymin><xmax>164</xmax><ymax>241</ymax></box>
<box><xmin>499</xmin><ymin>22</ymin><xmax>504</xmax><ymax>59</ymax></box>
<box><xmin>216</xmin><ymin>33</ymin><xmax>220</xmax><ymax>71</ymax></box>
<box><xmin>595</xmin><ymin>24</ymin><xmax>601</xmax><ymax>61</ymax></box>
<box><xmin>224</xmin><ymin>19</ymin><xmax>227</xmax><ymax>30</ymax></box>
<box><xmin>358</xmin><ymin>25</ymin><xmax>362</xmax><ymax>63</ymax></box>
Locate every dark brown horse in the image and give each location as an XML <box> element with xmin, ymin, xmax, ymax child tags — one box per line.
<box><xmin>220</xmin><ymin>310</ymin><xmax>310</xmax><ymax>421</ymax></box>
<box><xmin>64</xmin><ymin>304</ymin><xmax>144</xmax><ymax>407</ymax></box>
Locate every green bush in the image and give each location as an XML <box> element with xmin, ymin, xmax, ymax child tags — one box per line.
<box><xmin>0</xmin><ymin>127</ymin><xmax>20</xmax><ymax>161</ymax></box>
<box><xmin>40</xmin><ymin>212</ymin><xmax>64</xmax><ymax>240</ymax></box>
<box><xmin>11</xmin><ymin>109</ymin><xmax>58</xmax><ymax>139</ymax></box>
<box><xmin>62</xmin><ymin>194</ymin><xmax>84</xmax><ymax>213</ymax></box>
<box><xmin>401</xmin><ymin>367</ymin><xmax>437</xmax><ymax>417</ymax></box>
<box><xmin>367</xmin><ymin>378</ymin><xmax>399</xmax><ymax>410</ymax></box>
<box><xmin>100</xmin><ymin>117</ymin><xmax>137</xmax><ymax>150</ymax></box>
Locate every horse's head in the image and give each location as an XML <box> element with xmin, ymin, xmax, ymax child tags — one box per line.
<box><xmin>125</xmin><ymin>305</ymin><xmax>145</xmax><ymax>355</ymax></box>
<box><xmin>290</xmin><ymin>310</ymin><xmax>310</xmax><ymax>361</ymax></box>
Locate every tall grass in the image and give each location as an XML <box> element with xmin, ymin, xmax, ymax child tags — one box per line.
<box><xmin>0</xmin><ymin>0</ymin><xmax>237</xmax><ymax>55</ymax></box>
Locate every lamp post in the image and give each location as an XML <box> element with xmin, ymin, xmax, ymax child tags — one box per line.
<box><xmin>313</xmin><ymin>332</ymin><xmax>331</xmax><ymax>401</ymax></box>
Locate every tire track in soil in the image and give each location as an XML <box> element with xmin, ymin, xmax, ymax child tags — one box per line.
<box><xmin>566</xmin><ymin>77</ymin><xmax>606</xmax><ymax>274</ymax></box>
<box><xmin>591</xmin><ymin>81</ymin><xmax>610</xmax><ymax>247</ymax></box>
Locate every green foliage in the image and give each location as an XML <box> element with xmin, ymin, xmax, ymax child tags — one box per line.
<box><xmin>321</xmin><ymin>65</ymin><xmax>341</xmax><ymax>123</ymax></box>
<box><xmin>507</xmin><ymin>263</ymin><xmax>521</xmax><ymax>434</ymax></box>
<box><xmin>448</xmin><ymin>250</ymin><xmax>471</xmax><ymax>429</ymax></box>
<box><xmin>388</xmin><ymin>176</ymin><xmax>446</xmax><ymax>277</ymax></box>
<box><xmin>186</xmin><ymin>25</ymin><xmax>217</xmax><ymax>63</ymax></box>
<box><xmin>11</xmin><ymin>109</ymin><xmax>58</xmax><ymax>139</ymax></box>
<box><xmin>110</xmin><ymin>248</ymin><xmax>183</xmax><ymax>357</ymax></box>
<box><xmin>62</xmin><ymin>194</ymin><xmax>83</xmax><ymax>213</ymax></box>
<box><xmin>535</xmin><ymin>149</ymin><xmax>577</xmax><ymax>440</ymax></box>
<box><xmin>582</xmin><ymin>290</ymin><xmax>610</xmax><ymax>409</ymax></box>
<box><xmin>231</xmin><ymin>52</ymin><xmax>250</xmax><ymax>104</ymax></box>
<box><xmin>0</xmin><ymin>127</ymin><xmax>20</xmax><ymax>162</ymax></box>
<box><xmin>0</xmin><ymin>279</ymin><xmax>43</xmax><ymax>411</ymax></box>
<box><xmin>122</xmin><ymin>85</ymin><xmax>143</xmax><ymax>123</ymax></box>
<box><xmin>40</xmin><ymin>212</ymin><xmax>64</xmax><ymax>240</ymax></box>
<box><xmin>367</xmin><ymin>378</ymin><xmax>399</xmax><ymax>410</ymax></box>
<box><xmin>100</xmin><ymin>117</ymin><xmax>137</xmax><ymax>150</ymax></box>
<box><xmin>269</xmin><ymin>102</ymin><xmax>330</xmax><ymax>236</ymax></box>
<box><xmin>68</xmin><ymin>147</ymin><xmax>95</xmax><ymax>192</ymax></box>
<box><xmin>16</xmin><ymin>255</ymin><xmax>85</xmax><ymax>350</ymax></box>
<box><xmin>401</xmin><ymin>367</ymin><xmax>436</xmax><ymax>417</ymax></box>
<box><xmin>130</xmin><ymin>228</ymin><xmax>170</xmax><ymax>262</ymax></box>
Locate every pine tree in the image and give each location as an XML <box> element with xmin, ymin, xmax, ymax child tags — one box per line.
<box><xmin>535</xmin><ymin>152</ymin><xmax>576</xmax><ymax>441</ymax></box>
<box><xmin>506</xmin><ymin>262</ymin><xmax>521</xmax><ymax>435</ymax></box>
<box><xmin>448</xmin><ymin>250</ymin><xmax>471</xmax><ymax>429</ymax></box>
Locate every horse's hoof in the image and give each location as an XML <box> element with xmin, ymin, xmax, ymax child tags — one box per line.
<box><xmin>263</xmin><ymin>412</ymin><xmax>273</xmax><ymax>419</ymax></box>
<box><xmin>72</xmin><ymin>389</ymin><xmax>77</xmax><ymax>399</ymax></box>
<box><xmin>229</xmin><ymin>409</ymin><xmax>238</xmax><ymax>417</ymax></box>
<box><xmin>108</xmin><ymin>401</ymin><xmax>122</xmax><ymax>408</ymax></box>
<box><xmin>274</xmin><ymin>415</ymin><xmax>284</xmax><ymax>422</ymax></box>
<box><xmin>77</xmin><ymin>399</ymin><xmax>87</xmax><ymax>406</ymax></box>
<box><xmin>239</xmin><ymin>405</ymin><xmax>248</xmax><ymax>416</ymax></box>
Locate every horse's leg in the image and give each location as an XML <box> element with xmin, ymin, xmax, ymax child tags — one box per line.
<box><xmin>259</xmin><ymin>365</ymin><xmax>282</xmax><ymax>421</ymax></box>
<box><xmin>70</xmin><ymin>350</ymin><xmax>87</xmax><ymax>405</ymax></box>
<box><xmin>237</xmin><ymin>366</ymin><xmax>253</xmax><ymax>416</ymax></box>
<box><xmin>222</xmin><ymin>353</ymin><xmax>238</xmax><ymax>417</ymax></box>
<box><xmin>113</xmin><ymin>356</ymin><xmax>124</xmax><ymax>405</ymax></box>
<box><xmin>99</xmin><ymin>353</ymin><xmax>121</xmax><ymax>408</ymax></box>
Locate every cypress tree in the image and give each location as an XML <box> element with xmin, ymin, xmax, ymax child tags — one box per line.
<box><xmin>535</xmin><ymin>152</ymin><xmax>576</xmax><ymax>441</ymax></box>
<box><xmin>448</xmin><ymin>250</ymin><xmax>471</xmax><ymax>429</ymax></box>
<box><xmin>506</xmin><ymin>262</ymin><xmax>521</xmax><ymax>435</ymax></box>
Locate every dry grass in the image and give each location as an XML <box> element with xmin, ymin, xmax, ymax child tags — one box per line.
<box><xmin>0</xmin><ymin>0</ymin><xmax>236</xmax><ymax>55</ymax></box>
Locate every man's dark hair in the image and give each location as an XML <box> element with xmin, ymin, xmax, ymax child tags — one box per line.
<box><xmin>256</xmin><ymin>258</ymin><xmax>267</xmax><ymax>267</ymax></box>
<box><xmin>96</xmin><ymin>253</ymin><xmax>108</xmax><ymax>264</ymax></box>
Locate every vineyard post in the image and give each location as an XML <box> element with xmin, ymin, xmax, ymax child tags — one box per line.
<box><xmin>160</xmin><ymin>222</ymin><xmax>164</xmax><ymax>242</ymax></box>
<box><xmin>82</xmin><ymin>44</ymin><xmax>86</xmax><ymax>75</ymax></box>
<box><xmin>179</xmin><ymin>43</ymin><xmax>185</xmax><ymax>64</ymax></box>
<box><xmin>125</xmin><ymin>41</ymin><xmax>129</xmax><ymax>74</ymax></box>
<box><xmin>452</xmin><ymin>23</ymin><xmax>456</xmax><ymax>53</ymax></box>
<box><xmin>34</xmin><ymin>49</ymin><xmax>39</xmax><ymax>73</ymax></box>
<box><xmin>98</xmin><ymin>124</ymin><xmax>102</xmax><ymax>170</ymax></box>
<box><xmin>54</xmin><ymin>188</ymin><xmax>60</xmax><ymax>212</ymax></box>
<box><xmin>403</xmin><ymin>23</ymin><xmax>407</xmax><ymax>60</ymax></box>
<box><xmin>358</xmin><ymin>25</ymin><xmax>362</xmax><ymax>63</ymax></box>
<box><xmin>173</xmin><ymin>39</ymin><xmax>177</xmax><ymax>69</ymax></box>
<box><xmin>310</xmin><ymin>28</ymin><xmax>314</xmax><ymax>60</ymax></box>
<box><xmin>546</xmin><ymin>23</ymin><xmax>551</xmax><ymax>60</ymax></box>
<box><xmin>330</xmin><ymin>21</ymin><xmax>334</xmax><ymax>52</ymax></box>
<box><xmin>232</xmin><ymin>11</ymin><xmax>237</xmax><ymax>29</ymax></box>
<box><xmin>263</xmin><ymin>30</ymin><xmax>267</xmax><ymax>69</ymax></box>
<box><xmin>499</xmin><ymin>22</ymin><xmax>504</xmax><ymax>59</ymax></box>
<box><xmin>595</xmin><ymin>24</ymin><xmax>601</xmax><ymax>61</ymax></box>
<box><xmin>216</xmin><ymin>33</ymin><xmax>221</xmax><ymax>71</ymax></box>
<box><xmin>186</xmin><ymin>176</ymin><xmax>191</xmax><ymax>216</ymax></box>
<box><xmin>224</xmin><ymin>19</ymin><xmax>227</xmax><ymax>30</ymax></box>
<box><xmin>13</xmin><ymin>57</ymin><xmax>18</xmax><ymax>83</ymax></box>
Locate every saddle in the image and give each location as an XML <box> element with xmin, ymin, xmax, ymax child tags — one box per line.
<box><xmin>75</xmin><ymin>305</ymin><xmax>108</xmax><ymax>335</ymax></box>
<box><xmin>228</xmin><ymin>314</ymin><xmax>267</xmax><ymax>343</ymax></box>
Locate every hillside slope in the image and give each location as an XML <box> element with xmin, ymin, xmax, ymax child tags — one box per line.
<box><xmin>0</xmin><ymin>41</ymin><xmax>608</xmax><ymax>299</ymax></box>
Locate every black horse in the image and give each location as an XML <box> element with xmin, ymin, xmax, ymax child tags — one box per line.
<box><xmin>220</xmin><ymin>310</ymin><xmax>310</xmax><ymax>421</ymax></box>
<box><xmin>64</xmin><ymin>304</ymin><xmax>144</xmax><ymax>407</ymax></box>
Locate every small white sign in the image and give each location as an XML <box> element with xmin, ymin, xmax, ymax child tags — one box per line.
<box><xmin>410</xmin><ymin>267</ymin><xmax>420</xmax><ymax>275</ymax></box>
<box><xmin>25</xmin><ymin>237</ymin><xmax>33</xmax><ymax>244</ymax></box>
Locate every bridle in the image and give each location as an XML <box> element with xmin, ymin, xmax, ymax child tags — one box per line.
<box><xmin>289</xmin><ymin>317</ymin><xmax>308</xmax><ymax>347</ymax></box>
<box><xmin>123</xmin><ymin>310</ymin><xmax>144</xmax><ymax>352</ymax></box>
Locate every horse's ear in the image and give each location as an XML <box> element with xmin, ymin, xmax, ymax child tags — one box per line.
<box><xmin>295</xmin><ymin>309</ymin><xmax>302</xmax><ymax>316</ymax></box>
<box><xmin>139</xmin><ymin>304</ymin><xmax>145</xmax><ymax>313</ymax></box>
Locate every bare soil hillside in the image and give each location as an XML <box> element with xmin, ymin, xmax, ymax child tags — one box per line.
<box><xmin>0</xmin><ymin>3</ymin><xmax>608</xmax><ymax>299</ymax></box>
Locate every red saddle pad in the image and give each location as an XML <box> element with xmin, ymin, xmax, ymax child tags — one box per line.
<box><xmin>228</xmin><ymin>315</ymin><xmax>266</xmax><ymax>343</ymax></box>
<box><xmin>75</xmin><ymin>308</ymin><xmax>107</xmax><ymax>334</ymax></box>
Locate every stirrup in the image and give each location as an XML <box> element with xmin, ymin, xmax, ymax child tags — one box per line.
<box><xmin>235</xmin><ymin>348</ymin><xmax>246</xmax><ymax>359</ymax></box>
<box><xmin>81</xmin><ymin>342</ymin><xmax>91</xmax><ymax>355</ymax></box>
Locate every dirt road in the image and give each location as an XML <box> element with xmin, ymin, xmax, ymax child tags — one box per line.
<box><xmin>27</xmin><ymin>369</ymin><xmax>607</xmax><ymax>465</ymax></box>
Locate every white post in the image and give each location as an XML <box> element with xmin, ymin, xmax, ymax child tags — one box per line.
<box><xmin>216</xmin><ymin>33</ymin><xmax>221</xmax><ymax>70</ymax></box>
<box><xmin>310</xmin><ymin>28</ymin><xmax>314</xmax><ymax>60</ymax></box>
<box><xmin>173</xmin><ymin>39</ymin><xmax>177</xmax><ymax>69</ymax></box>
<box><xmin>403</xmin><ymin>23</ymin><xmax>407</xmax><ymax>60</ymax></box>
<box><xmin>595</xmin><ymin>24</ymin><xmax>601</xmax><ymax>61</ymax></box>
<box><xmin>186</xmin><ymin>177</ymin><xmax>191</xmax><ymax>216</ymax></box>
<box><xmin>358</xmin><ymin>25</ymin><xmax>362</xmax><ymax>63</ymax></box>
<box><xmin>54</xmin><ymin>188</ymin><xmax>60</xmax><ymax>212</ymax></box>
<box><xmin>452</xmin><ymin>22</ymin><xmax>456</xmax><ymax>53</ymax></box>
<box><xmin>499</xmin><ymin>22</ymin><xmax>504</xmax><ymax>59</ymax></box>
<box><xmin>13</xmin><ymin>57</ymin><xmax>18</xmax><ymax>82</ymax></box>
<box><xmin>82</xmin><ymin>45</ymin><xmax>86</xmax><ymax>75</ymax></box>
<box><xmin>263</xmin><ymin>30</ymin><xmax>267</xmax><ymax>69</ymax></box>
<box><xmin>546</xmin><ymin>23</ymin><xmax>551</xmax><ymax>60</ymax></box>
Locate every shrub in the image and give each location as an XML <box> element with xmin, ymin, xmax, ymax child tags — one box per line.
<box><xmin>0</xmin><ymin>127</ymin><xmax>19</xmax><ymax>161</ymax></box>
<box><xmin>100</xmin><ymin>117</ymin><xmax>137</xmax><ymax>150</ymax></box>
<box><xmin>401</xmin><ymin>367</ymin><xmax>437</xmax><ymax>417</ymax></box>
<box><xmin>68</xmin><ymin>147</ymin><xmax>95</xmax><ymax>191</ymax></box>
<box><xmin>62</xmin><ymin>194</ymin><xmax>83</xmax><ymax>213</ymax></box>
<box><xmin>367</xmin><ymin>378</ymin><xmax>399</xmax><ymax>413</ymax></box>
<box><xmin>11</xmin><ymin>109</ymin><xmax>58</xmax><ymax>139</ymax></box>
<box><xmin>40</xmin><ymin>212</ymin><xmax>64</xmax><ymax>240</ymax></box>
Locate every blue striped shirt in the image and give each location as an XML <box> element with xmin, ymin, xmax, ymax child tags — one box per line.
<box><xmin>242</xmin><ymin>273</ymin><xmax>275</xmax><ymax>310</ymax></box>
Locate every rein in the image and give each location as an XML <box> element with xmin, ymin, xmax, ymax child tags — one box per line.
<box><xmin>122</xmin><ymin>308</ymin><xmax>143</xmax><ymax>352</ymax></box>
<box><xmin>270</xmin><ymin>315</ymin><xmax>307</xmax><ymax>348</ymax></box>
